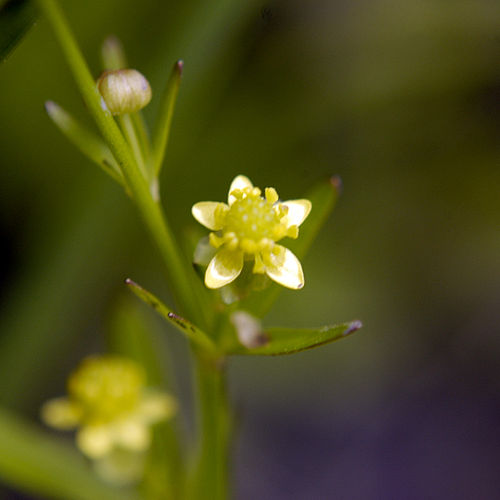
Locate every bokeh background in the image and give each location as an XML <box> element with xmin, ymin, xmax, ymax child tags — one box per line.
<box><xmin>1</xmin><ymin>0</ymin><xmax>499</xmax><ymax>498</ymax></box>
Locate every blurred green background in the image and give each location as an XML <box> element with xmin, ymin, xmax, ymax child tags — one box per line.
<box><xmin>1</xmin><ymin>0</ymin><xmax>499</xmax><ymax>498</ymax></box>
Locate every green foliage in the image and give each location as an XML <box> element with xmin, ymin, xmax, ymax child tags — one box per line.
<box><xmin>0</xmin><ymin>0</ymin><xmax>37</xmax><ymax>62</ymax></box>
<box><xmin>125</xmin><ymin>278</ymin><xmax>217</xmax><ymax>354</ymax></box>
<box><xmin>230</xmin><ymin>320</ymin><xmax>362</xmax><ymax>356</ymax></box>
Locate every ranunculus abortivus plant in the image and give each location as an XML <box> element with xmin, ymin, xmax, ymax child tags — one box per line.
<box><xmin>0</xmin><ymin>1</ymin><xmax>361</xmax><ymax>498</ymax></box>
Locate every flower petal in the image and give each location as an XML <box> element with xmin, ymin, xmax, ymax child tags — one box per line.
<box><xmin>113</xmin><ymin>419</ymin><xmax>150</xmax><ymax>452</ymax></box>
<box><xmin>265</xmin><ymin>246</ymin><xmax>304</xmax><ymax>289</ymax></box>
<box><xmin>281</xmin><ymin>199</ymin><xmax>312</xmax><ymax>227</ymax></box>
<box><xmin>205</xmin><ymin>249</ymin><xmax>244</xmax><ymax>289</ymax></box>
<box><xmin>41</xmin><ymin>397</ymin><xmax>82</xmax><ymax>430</ymax></box>
<box><xmin>192</xmin><ymin>202</ymin><xmax>228</xmax><ymax>230</ymax></box>
<box><xmin>77</xmin><ymin>425</ymin><xmax>113</xmax><ymax>458</ymax></box>
<box><xmin>228</xmin><ymin>175</ymin><xmax>253</xmax><ymax>205</ymax></box>
<box><xmin>137</xmin><ymin>391</ymin><xmax>177</xmax><ymax>424</ymax></box>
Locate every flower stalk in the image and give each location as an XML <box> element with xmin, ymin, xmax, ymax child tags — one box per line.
<box><xmin>36</xmin><ymin>0</ymin><xmax>208</xmax><ymax>329</ymax></box>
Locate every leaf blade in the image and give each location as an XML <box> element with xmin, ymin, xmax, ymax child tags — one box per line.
<box><xmin>229</xmin><ymin>320</ymin><xmax>362</xmax><ymax>356</ymax></box>
<box><xmin>45</xmin><ymin>100</ymin><xmax>124</xmax><ymax>185</ymax></box>
<box><xmin>125</xmin><ymin>279</ymin><xmax>217</xmax><ymax>354</ymax></box>
<box><xmin>152</xmin><ymin>60</ymin><xmax>183</xmax><ymax>177</ymax></box>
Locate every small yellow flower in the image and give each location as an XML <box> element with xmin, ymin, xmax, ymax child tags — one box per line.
<box><xmin>41</xmin><ymin>355</ymin><xmax>176</xmax><ymax>460</ymax></box>
<box><xmin>192</xmin><ymin>175</ymin><xmax>311</xmax><ymax>290</ymax></box>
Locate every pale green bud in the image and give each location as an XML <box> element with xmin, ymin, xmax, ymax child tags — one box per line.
<box><xmin>97</xmin><ymin>69</ymin><xmax>152</xmax><ymax>115</ymax></box>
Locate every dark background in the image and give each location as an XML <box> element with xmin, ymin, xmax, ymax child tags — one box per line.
<box><xmin>1</xmin><ymin>0</ymin><xmax>499</xmax><ymax>498</ymax></box>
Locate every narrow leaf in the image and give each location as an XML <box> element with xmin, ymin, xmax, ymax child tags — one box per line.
<box><xmin>45</xmin><ymin>100</ymin><xmax>124</xmax><ymax>185</ymax></box>
<box><xmin>0</xmin><ymin>407</ymin><xmax>137</xmax><ymax>500</ymax></box>
<box><xmin>0</xmin><ymin>0</ymin><xmax>37</xmax><ymax>63</ymax></box>
<box><xmin>125</xmin><ymin>279</ymin><xmax>216</xmax><ymax>353</ymax></box>
<box><xmin>229</xmin><ymin>320</ymin><xmax>362</xmax><ymax>356</ymax></box>
<box><xmin>152</xmin><ymin>60</ymin><xmax>183</xmax><ymax>177</ymax></box>
<box><xmin>238</xmin><ymin>176</ymin><xmax>341</xmax><ymax>317</ymax></box>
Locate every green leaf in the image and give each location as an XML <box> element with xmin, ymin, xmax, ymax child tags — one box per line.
<box><xmin>0</xmin><ymin>407</ymin><xmax>138</xmax><ymax>500</ymax></box>
<box><xmin>45</xmin><ymin>101</ymin><xmax>124</xmax><ymax>185</ymax></box>
<box><xmin>152</xmin><ymin>60</ymin><xmax>183</xmax><ymax>177</ymax></box>
<box><xmin>229</xmin><ymin>320</ymin><xmax>362</xmax><ymax>356</ymax></box>
<box><xmin>0</xmin><ymin>0</ymin><xmax>37</xmax><ymax>63</ymax></box>
<box><xmin>125</xmin><ymin>278</ymin><xmax>217</xmax><ymax>354</ymax></box>
<box><xmin>238</xmin><ymin>176</ymin><xmax>342</xmax><ymax>318</ymax></box>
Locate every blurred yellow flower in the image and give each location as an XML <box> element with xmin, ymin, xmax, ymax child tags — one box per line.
<box><xmin>41</xmin><ymin>355</ymin><xmax>176</xmax><ymax>460</ymax></box>
<box><xmin>192</xmin><ymin>175</ymin><xmax>311</xmax><ymax>290</ymax></box>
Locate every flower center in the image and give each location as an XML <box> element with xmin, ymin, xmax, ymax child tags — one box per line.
<box><xmin>68</xmin><ymin>357</ymin><xmax>144</xmax><ymax>423</ymax></box>
<box><xmin>225</xmin><ymin>193</ymin><xmax>281</xmax><ymax>243</ymax></box>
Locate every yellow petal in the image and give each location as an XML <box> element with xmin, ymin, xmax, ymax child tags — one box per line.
<box><xmin>192</xmin><ymin>202</ymin><xmax>228</xmax><ymax>230</ymax></box>
<box><xmin>205</xmin><ymin>249</ymin><xmax>244</xmax><ymax>289</ymax></box>
<box><xmin>228</xmin><ymin>175</ymin><xmax>253</xmax><ymax>205</ymax></box>
<box><xmin>281</xmin><ymin>199</ymin><xmax>311</xmax><ymax>227</ymax></box>
<box><xmin>113</xmin><ymin>419</ymin><xmax>150</xmax><ymax>452</ymax></box>
<box><xmin>41</xmin><ymin>397</ymin><xmax>82</xmax><ymax>430</ymax></box>
<box><xmin>77</xmin><ymin>425</ymin><xmax>113</xmax><ymax>458</ymax></box>
<box><xmin>265</xmin><ymin>246</ymin><xmax>304</xmax><ymax>289</ymax></box>
<box><xmin>137</xmin><ymin>391</ymin><xmax>177</xmax><ymax>423</ymax></box>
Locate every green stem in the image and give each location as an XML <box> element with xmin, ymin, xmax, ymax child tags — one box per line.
<box><xmin>37</xmin><ymin>0</ymin><xmax>206</xmax><ymax>327</ymax></box>
<box><xmin>38</xmin><ymin>3</ymin><xmax>230</xmax><ymax>498</ymax></box>
<box><xmin>191</xmin><ymin>353</ymin><xmax>231</xmax><ymax>500</ymax></box>
<box><xmin>131</xmin><ymin>112</ymin><xmax>152</xmax><ymax>172</ymax></box>
<box><xmin>118</xmin><ymin>113</ymin><xmax>148</xmax><ymax>181</ymax></box>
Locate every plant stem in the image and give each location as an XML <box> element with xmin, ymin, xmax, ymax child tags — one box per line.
<box><xmin>36</xmin><ymin>0</ymin><xmax>207</xmax><ymax>327</ymax></box>
<box><xmin>132</xmin><ymin>112</ymin><xmax>152</xmax><ymax>172</ymax></box>
<box><xmin>191</xmin><ymin>353</ymin><xmax>231</xmax><ymax>500</ymax></box>
<box><xmin>118</xmin><ymin>113</ymin><xmax>148</xmax><ymax>181</ymax></box>
<box><xmin>38</xmin><ymin>3</ymin><xmax>230</xmax><ymax>498</ymax></box>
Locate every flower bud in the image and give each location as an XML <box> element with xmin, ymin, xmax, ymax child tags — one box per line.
<box><xmin>97</xmin><ymin>69</ymin><xmax>152</xmax><ymax>115</ymax></box>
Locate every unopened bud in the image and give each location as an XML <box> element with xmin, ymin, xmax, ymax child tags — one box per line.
<box><xmin>97</xmin><ymin>69</ymin><xmax>152</xmax><ymax>115</ymax></box>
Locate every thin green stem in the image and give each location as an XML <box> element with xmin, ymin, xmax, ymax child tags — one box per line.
<box><xmin>36</xmin><ymin>0</ymin><xmax>206</xmax><ymax>327</ymax></box>
<box><xmin>132</xmin><ymin>112</ymin><xmax>152</xmax><ymax>172</ymax></box>
<box><xmin>118</xmin><ymin>113</ymin><xmax>148</xmax><ymax>181</ymax></box>
<box><xmin>190</xmin><ymin>353</ymin><xmax>231</xmax><ymax>500</ymax></box>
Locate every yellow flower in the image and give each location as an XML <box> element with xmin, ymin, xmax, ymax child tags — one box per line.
<box><xmin>192</xmin><ymin>175</ymin><xmax>311</xmax><ymax>290</ymax></box>
<box><xmin>41</xmin><ymin>355</ymin><xmax>176</xmax><ymax>460</ymax></box>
